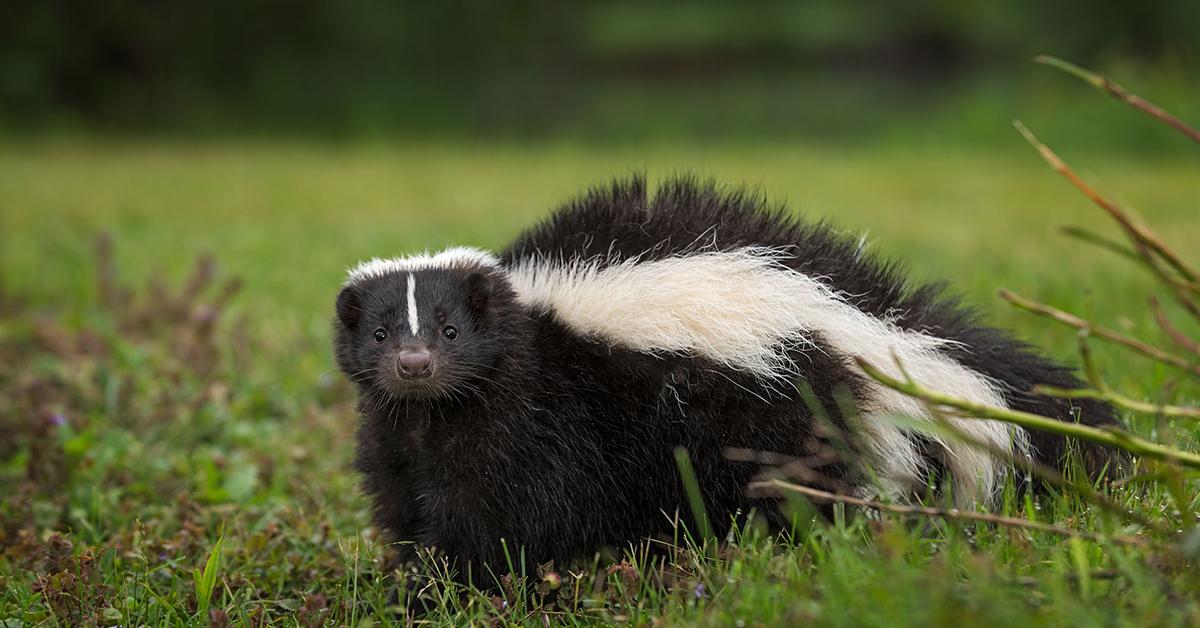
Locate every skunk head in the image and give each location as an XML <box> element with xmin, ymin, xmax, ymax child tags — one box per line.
<box><xmin>334</xmin><ymin>248</ymin><xmax>520</xmax><ymax>401</ymax></box>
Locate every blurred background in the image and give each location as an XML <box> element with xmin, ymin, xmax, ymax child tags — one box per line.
<box><xmin>2</xmin><ymin>5</ymin><xmax>1199</xmax><ymax>623</ymax></box>
<box><xmin>2</xmin><ymin>1</ymin><xmax>1199</xmax><ymax>346</ymax></box>
<box><xmin>3</xmin><ymin>0</ymin><xmax>1198</xmax><ymax>149</ymax></box>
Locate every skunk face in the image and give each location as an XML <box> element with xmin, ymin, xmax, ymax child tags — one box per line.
<box><xmin>334</xmin><ymin>262</ymin><xmax>507</xmax><ymax>401</ymax></box>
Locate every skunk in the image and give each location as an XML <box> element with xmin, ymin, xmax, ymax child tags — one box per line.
<box><xmin>334</xmin><ymin>175</ymin><xmax>1123</xmax><ymax>584</ymax></box>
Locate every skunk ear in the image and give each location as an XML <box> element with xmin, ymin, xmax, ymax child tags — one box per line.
<box><xmin>336</xmin><ymin>286</ymin><xmax>362</xmax><ymax>330</ymax></box>
<box><xmin>464</xmin><ymin>271</ymin><xmax>494</xmax><ymax>313</ymax></box>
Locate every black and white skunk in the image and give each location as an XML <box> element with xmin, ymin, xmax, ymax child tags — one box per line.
<box><xmin>333</xmin><ymin>175</ymin><xmax>1123</xmax><ymax>583</ymax></box>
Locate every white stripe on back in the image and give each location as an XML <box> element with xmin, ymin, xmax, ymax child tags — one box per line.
<box><xmin>508</xmin><ymin>246</ymin><xmax>1026</xmax><ymax>505</ymax></box>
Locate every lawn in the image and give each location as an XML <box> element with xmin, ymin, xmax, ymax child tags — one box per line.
<box><xmin>1</xmin><ymin>137</ymin><xmax>1198</xmax><ymax>625</ymax></box>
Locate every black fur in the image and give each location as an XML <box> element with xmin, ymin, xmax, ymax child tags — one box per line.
<box><xmin>335</xmin><ymin>174</ymin><xmax>1125</xmax><ymax>586</ymax></box>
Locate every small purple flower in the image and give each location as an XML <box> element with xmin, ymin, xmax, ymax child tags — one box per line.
<box><xmin>47</xmin><ymin>413</ymin><xmax>67</xmax><ymax>427</ymax></box>
<box><xmin>693</xmin><ymin>583</ymin><xmax>706</xmax><ymax>599</ymax></box>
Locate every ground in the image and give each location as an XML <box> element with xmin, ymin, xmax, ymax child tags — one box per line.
<box><xmin>1</xmin><ymin>139</ymin><xmax>1197</xmax><ymax>625</ymax></box>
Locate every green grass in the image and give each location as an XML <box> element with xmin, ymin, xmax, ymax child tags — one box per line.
<box><xmin>1</xmin><ymin>138</ymin><xmax>1198</xmax><ymax>625</ymax></box>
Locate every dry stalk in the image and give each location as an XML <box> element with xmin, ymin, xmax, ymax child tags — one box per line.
<box><xmin>1149</xmin><ymin>297</ymin><xmax>1200</xmax><ymax>356</ymax></box>
<box><xmin>1013</xmin><ymin>120</ymin><xmax>1200</xmax><ymax>318</ymax></box>
<box><xmin>872</xmin><ymin>351</ymin><xmax>1172</xmax><ymax>534</ymax></box>
<box><xmin>747</xmin><ymin>478</ymin><xmax>1147</xmax><ymax>547</ymax></box>
<box><xmin>1058</xmin><ymin>225</ymin><xmax>1141</xmax><ymax>265</ymax></box>
<box><xmin>854</xmin><ymin>357</ymin><xmax>1200</xmax><ymax>470</ymax></box>
<box><xmin>1035</xmin><ymin>55</ymin><xmax>1200</xmax><ymax>146</ymax></box>
<box><xmin>998</xmin><ymin>289</ymin><xmax>1200</xmax><ymax>376</ymax></box>
<box><xmin>1058</xmin><ymin>227</ymin><xmax>1200</xmax><ymax>294</ymax></box>
<box><xmin>1035</xmin><ymin>386</ymin><xmax>1200</xmax><ymax>420</ymax></box>
<box><xmin>915</xmin><ymin>408</ymin><xmax>1170</xmax><ymax>534</ymax></box>
<box><xmin>1050</xmin><ymin>332</ymin><xmax>1196</xmax><ymax>424</ymax></box>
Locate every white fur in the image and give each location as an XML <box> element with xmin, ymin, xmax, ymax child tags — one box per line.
<box><xmin>407</xmin><ymin>273</ymin><xmax>419</xmax><ymax>334</ymax></box>
<box><xmin>345</xmin><ymin>246</ymin><xmax>500</xmax><ymax>285</ymax></box>
<box><xmin>508</xmin><ymin>247</ymin><xmax>1027</xmax><ymax>504</ymax></box>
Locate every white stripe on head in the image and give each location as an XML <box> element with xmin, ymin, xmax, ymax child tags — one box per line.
<box><xmin>406</xmin><ymin>273</ymin><xmax>419</xmax><ymax>335</ymax></box>
<box><xmin>508</xmin><ymin>246</ymin><xmax>1026</xmax><ymax>505</ymax></box>
<box><xmin>345</xmin><ymin>246</ymin><xmax>500</xmax><ymax>286</ymax></box>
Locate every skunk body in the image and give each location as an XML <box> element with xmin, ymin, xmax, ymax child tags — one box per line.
<box><xmin>334</xmin><ymin>175</ymin><xmax>1123</xmax><ymax>583</ymax></box>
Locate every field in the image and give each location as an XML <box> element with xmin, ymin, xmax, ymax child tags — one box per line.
<box><xmin>2</xmin><ymin>137</ymin><xmax>1199</xmax><ymax>625</ymax></box>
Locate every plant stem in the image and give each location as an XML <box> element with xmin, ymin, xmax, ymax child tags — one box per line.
<box><xmin>915</xmin><ymin>408</ymin><xmax>1169</xmax><ymax>534</ymax></box>
<box><xmin>998</xmin><ymin>289</ymin><xmax>1200</xmax><ymax>376</ymax></box>
<box><xmin>1034</xmin><ymin>55</ymin><xmax>1200</xmax><ymax>146</ymax></box>
<box><xmin>854</xmin><ymin>357</ymin><xmax>1200</xmax><ymax>470</ymax></box>
<box><xmin>1035</xmin><ymin>385</ymin><xmax>1200</xmax><ymax>420</ymax></box>
<box><xmin>1013</xmin><ymin>120</ymin><xmax>1200</xmax><ymax>313</ymax></box>
<box><xmin>1057</xmin><ymin>225</ymin><xmax>1142</xmax><ymax>264</ymax></box>
<box><xmin>748</xmin><ymin>478</ymin><xmax>1149</xmax><ymax>547</ymax></box>
<box><xmin>1149</xmin><ymin>296</ymin><xmax>1200</xmax><ymax>355</ymax></box>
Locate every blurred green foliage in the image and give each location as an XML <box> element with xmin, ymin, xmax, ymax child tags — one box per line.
<box><xmin>3</xmin><ymin>1</ymin><xmax>1198</xmax><ymax>144</ymax></box>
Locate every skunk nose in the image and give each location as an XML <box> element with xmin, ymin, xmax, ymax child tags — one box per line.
<box><xmin>397</xmin><ymin>350</ymin><xmax>432</xmax><ymax>379</ymax></box>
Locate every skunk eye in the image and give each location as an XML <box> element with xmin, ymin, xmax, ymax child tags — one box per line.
<box><xmin>442</xmin><ymin>325</ymin><xmax>458</xmax><ymax>340</ymax></box>
<box><xmin>374</xmin><ymin>328</ymin><xmax>387</xmax><ymax>342</ymax></box>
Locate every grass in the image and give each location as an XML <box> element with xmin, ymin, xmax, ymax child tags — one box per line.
<box><xmin>0</xmin><ymin>137</ymin><xmax>1198</xmax><ymax>625</ymax></box>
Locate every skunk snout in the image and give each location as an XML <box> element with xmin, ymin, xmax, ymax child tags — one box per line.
<box><xmin>397</xmin><ymin>349</ymin><xmax>432</xmax><ymax>379</ymax></box>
